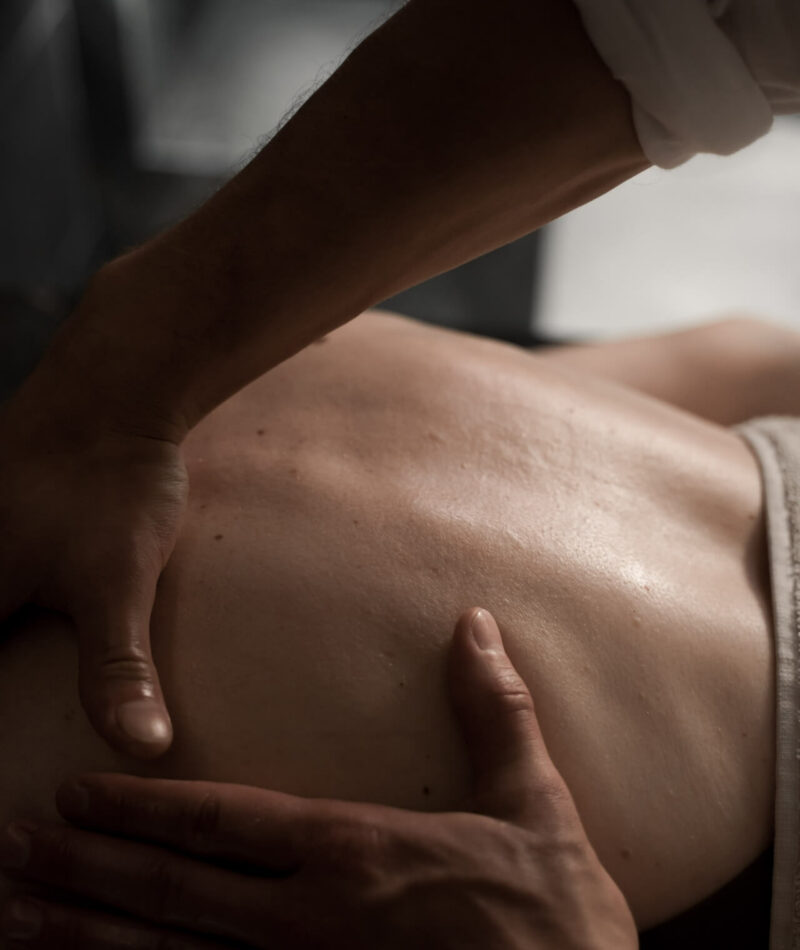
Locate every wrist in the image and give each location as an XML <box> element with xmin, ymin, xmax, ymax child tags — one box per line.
<box><xmin>14</xmin><ymin>259</ymin><xmax>192</xmax><ymax>447</ymax></box>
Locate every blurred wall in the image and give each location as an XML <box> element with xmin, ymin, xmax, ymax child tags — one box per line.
<box><xmin>0</xmin><ymin>0</ymin><xmax>102</xmax><ymax>290</ymax></box>
<box><xmin>1</xmin><ymin>0</ymin><xmax>545</xmax><ymax>346</ymax></box>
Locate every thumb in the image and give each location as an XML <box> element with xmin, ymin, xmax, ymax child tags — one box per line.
<box><xmin>447</xmin><ymin>607</ymin><xmax>567</xmax><ymax>824</ymax></box>
<box><xmin>75</xmin><ymin>576</ymin><xmax>173</xmax><ymax>760</ymax></box>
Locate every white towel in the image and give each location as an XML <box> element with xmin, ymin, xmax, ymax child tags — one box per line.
<box><xmin>736</xmin><ymin>416</ymin><xmax>800</xmax><ymax>950</ymax></box>
<box><xmin>570</xmin><ymin>0</ymin><xmax>800</xmax><ymax>167</ymax></box>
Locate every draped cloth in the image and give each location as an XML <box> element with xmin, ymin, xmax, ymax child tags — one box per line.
<box><xmin>570</xmin><ymin>0</ymin><xmax>800</xmax><ymax>167</ymax></box>
<box><xmin>736</xmin><ymin>417</ymin><xmax>800</xmax><ymax>950</ymax></box>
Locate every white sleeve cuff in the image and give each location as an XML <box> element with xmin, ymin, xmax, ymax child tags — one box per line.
<box><xmin>571</xmin><ymin>0</ymin><xmax>776</xmax><ymax>168</ymax></box>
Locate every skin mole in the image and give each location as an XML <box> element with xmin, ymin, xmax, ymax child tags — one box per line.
<box><xmin>214</xmin><ymin>534</ymin><xmax>224</xmax><ymax>541</ymax></box>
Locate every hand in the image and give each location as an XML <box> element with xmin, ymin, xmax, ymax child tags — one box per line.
<box><xmin>0</xmin><ymin>608</ymin><xmax>639</xmax><ymax>949</ymax></box>
<box><xmin>0</xmin><ymin>387</ymin><xmax>187</xmax><ymax>758</ymax></box>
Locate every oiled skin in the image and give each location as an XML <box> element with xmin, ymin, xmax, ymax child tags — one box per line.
<box><xmin>0</xmin><ymin>311</ymin><xmax>775</xmax><ymax>933</ymax></box>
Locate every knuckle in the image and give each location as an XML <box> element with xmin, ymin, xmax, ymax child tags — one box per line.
<box><xmin>95</xmin><ymin>647</ymin><xmax>153</xmax><ymax>684</ymax></box>
<box><xmin>318</xmin><ymin>819</ymin><xmax>384</xmax><ymax>875</ymax></box>
<box><xmin>143</xmin><ymin>854</ymin><xmax>189</xmax><ymax>925</ymax></box>
<box><xmin>489</xmin><ymin>668</ymin><xmax>536</xmax><ymax>715</ymax></box>
<box><xmin>110</xmin><ymin>785</ymin><xmax>165</xmax><ymax>837</ymax></box>
<box><xmin>180</xmin><ymin>791</ymin><xmax>220</xmax><ymax>851</ymax></box>
<box><xmin>44</xmin><ymin>828</ymin><xmax>80</xmax><ymax>887</ymax></box>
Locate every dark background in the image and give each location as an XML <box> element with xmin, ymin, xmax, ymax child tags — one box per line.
<box><xmin>0</xmin><ymin>0</ymin><xmax>555</xmax><ymax>403</ymax></box>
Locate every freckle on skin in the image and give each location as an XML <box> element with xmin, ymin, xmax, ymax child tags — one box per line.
<box><xmin>620</xmin><ymin>847</ymin><xmax>632</xmax><ymax>860</ymax></box>
<box><xmin>257</xmin><ymin>429</ymin><xmax>265</xmax><ymax>436</ymax></box>
<box><xmin>214</xmin><ymin>534</ymin><xmax>223</xmax><ymax>541</ymax></box>
<box><xmin>422</xmin><ymin>786</ymin><xmax>430</xmax><ymax>797</ymax></box>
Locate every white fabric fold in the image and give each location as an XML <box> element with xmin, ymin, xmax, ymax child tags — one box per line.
<box><xmin>571</xmin><ymin>0</ymin><xmax>800</xmax><ymax>167</ymax></box>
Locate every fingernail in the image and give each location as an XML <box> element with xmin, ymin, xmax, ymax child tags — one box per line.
<box><xmin>470</xmin><ymin>609</ymin><xmax>500</xmax><ymax>651</ymax></box>
<box><xmin>2</xmin><ymin>899</ymin><xmax>43</xmax><ymax>940</ymax></box>
<box><xmin>59</xmin><ymin>781</ymin><xmax>89</xmax><ymax>817</ymax></box>
<box><xmin>0</xmin><ymin>822</ymin><xmax>35</xmax><ymax>869</ymax></box>
<box><xmin>116</xmin><ymin>700</ymin><xmax>172</xmax><ymax>746</ymax></box>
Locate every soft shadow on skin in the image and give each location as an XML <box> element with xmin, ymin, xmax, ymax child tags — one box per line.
<box><xmin>638</xmin><ymin>449</ymin><xmax>774</xmax><ymax>948</ymax></box>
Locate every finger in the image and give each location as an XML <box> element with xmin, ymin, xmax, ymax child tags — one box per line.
<box><xmin>0</xmin><ymin>895</ymin><xmax>230</xmax><ymax>949</ymax></box>
<box><xmin>74</xmin><ymin>572</ymin><xmax>173</xmax><ymax>759</ymax></box>
<box><xmin>447</xmin><ymin>607</ymin><xmax>575</xmax><ymax>825</ymax></box>
<box><xmin>0</xmin><ymin>819</ymin><xmax>264</xmax><ymax>946</ymax></box>
<box><xmin>56</xmin><ymin>773</ymin><xmax>318</xmax><ymax>872</ymax></box>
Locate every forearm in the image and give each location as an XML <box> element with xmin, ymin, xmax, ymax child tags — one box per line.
<box><xmin>26</xmin><ymin>0</ymin><xmax>648</xmax><ymax>441</ymax></box>
<box><xmin>538</xmin><ymin>318</ymin><xmax>800</xmax><ymax>425</ymax></box>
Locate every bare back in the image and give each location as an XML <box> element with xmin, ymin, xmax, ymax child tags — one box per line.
<box><xmin>0</xmin><ymin>311</ymin><xmax>775</xmax><ymax>932</ymax></box>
